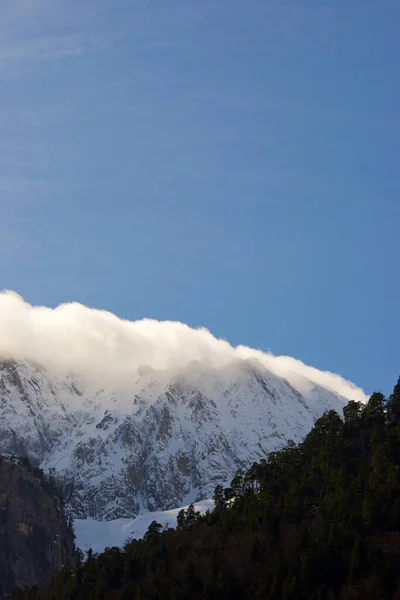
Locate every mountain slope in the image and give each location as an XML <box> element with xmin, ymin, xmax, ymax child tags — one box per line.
<box><xmin>0</xmin><ymin>358</ymin><xmax>357</xmax><ymax>520</ymax></box>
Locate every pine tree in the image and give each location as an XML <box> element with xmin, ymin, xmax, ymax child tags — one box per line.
<box><xmin>387</xmin><ymin>377</ymin><xmax>400</xmax><ymax>421</ymax></box>
<box><xmin>213</xmin><ymin>485</ymin><xmax>226</xmax><ymax>511</ymax></box>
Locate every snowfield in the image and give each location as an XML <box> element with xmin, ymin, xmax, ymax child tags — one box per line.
<box><xmin>74</xmin><ymin>500</ymin><xmax>215</xmax><ymax>554</ymax></box>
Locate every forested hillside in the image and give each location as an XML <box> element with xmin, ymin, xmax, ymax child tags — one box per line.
<box><xmin>13</xmin><ymin>378</ymin><xmax>400</xmax><ymax>600</ymax></box>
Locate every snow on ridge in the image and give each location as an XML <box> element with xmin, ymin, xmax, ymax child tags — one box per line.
<box><xmin>0</xmin><ymin>291</ymin><xmax>367</xmax><ymax>403</ymax></box>
<box><xmin>74</xmin><ymin>500</ymin><xmax>215</xmax><ymax>554</ymax></box>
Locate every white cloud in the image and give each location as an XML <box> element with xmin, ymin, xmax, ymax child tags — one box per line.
<box><xmin>0</xmin><ymin>291</ymin><xmax>367</xmax><ymax>403</ymax></box>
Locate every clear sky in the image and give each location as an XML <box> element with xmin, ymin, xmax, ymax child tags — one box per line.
<box><xmin>0</xmin><ymin>0</ymin><xmax>398</xmax><ymax>395</ymax></box>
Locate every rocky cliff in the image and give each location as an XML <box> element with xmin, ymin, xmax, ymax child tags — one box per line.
<box><xmin>0</xmin><ymin>456</ymin><xmax>74</xmax><ymax>598</ymax></box>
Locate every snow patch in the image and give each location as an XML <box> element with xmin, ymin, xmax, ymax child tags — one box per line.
<box><xmin>74</xmin><ymin>500</ymin><xmax>215</xmax><ymax>554</ymax></box>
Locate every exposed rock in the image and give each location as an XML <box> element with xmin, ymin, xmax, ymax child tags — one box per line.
<box><xmin>0</xmin><ymin>456</ymin><xmax>74</xmax><ymax>598</ymax></box>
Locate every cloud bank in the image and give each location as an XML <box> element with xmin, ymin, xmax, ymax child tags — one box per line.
<box><xmin>0</xmin><ymin>291</ymin><xmax>367</xmax><ymax>402</ymax></box>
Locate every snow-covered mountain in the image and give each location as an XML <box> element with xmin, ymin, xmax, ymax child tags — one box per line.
<box><xmin>0</xmin><ymin>292</ymin><xmax>367</xmax><ymax>520</ymax></box>
<box><xmin>0</xmin><ymin>357</ymin><xmax>361</xmax><ymax>520</ymax></box>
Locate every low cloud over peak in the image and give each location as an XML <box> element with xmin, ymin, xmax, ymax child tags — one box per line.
<box><xmin>0</xmin><ymin>290</ymin><xmax>367</xmax><ymax>403</ymax></box>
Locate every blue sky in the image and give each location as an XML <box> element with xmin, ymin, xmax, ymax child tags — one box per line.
<box><xmin>0</xmin><ymin>0</ymin><xmax>398</xmax><ymax>395</ymax></box>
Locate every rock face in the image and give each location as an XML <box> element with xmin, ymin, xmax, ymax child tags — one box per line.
<box><xmin>0</xmin><ymin>359</ymin><xmax>357</xmax><ymax>520</ymax></box>
<box><xmin>0</xmin><ymin>456</ymin><xmax>74</xmax><ymax>598</ymax></box>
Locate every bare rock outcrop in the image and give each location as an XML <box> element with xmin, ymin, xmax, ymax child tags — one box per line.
<box><xmin>0</xmin><ymin>457</ymin><xmax>74</xmax><ymax>598</ymax></box>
